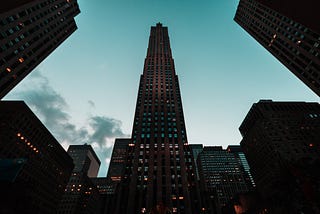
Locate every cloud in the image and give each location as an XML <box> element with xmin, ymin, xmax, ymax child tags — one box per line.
<box><xmin>5</xmin><ymin>70</ymin><xmax>129</xmax><ymax>176</ymax></box>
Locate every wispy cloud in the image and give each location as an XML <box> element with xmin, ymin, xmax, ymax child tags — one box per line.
<box><xmin>5</xmin><ymin>70</ymin><xmax>129</xmax><ymax>176</ymax></box>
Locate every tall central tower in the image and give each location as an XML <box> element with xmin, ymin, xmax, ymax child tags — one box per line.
<box><xmin>116</xmin><ymin>23</ymin><xmax>198</xmax><ymax>214</ymax></box>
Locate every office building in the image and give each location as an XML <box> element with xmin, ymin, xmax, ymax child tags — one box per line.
<box><xmin>234</xmin><ymin>0</ymin><xmax>320</xmax><ymax>96</ymax></box>
<box><xmin>91</xmin><ymin>177</ymin><xmax>111</xmax><ymax>214</ymax></box>
<box><xmin>189</xmin><ymin>144</ymin><xmax>203</xmax><ymax>181</ymax></box>
<box><xmin>67</xmin><ymin>144</ymin><xmax>101</xmax><ymax>177</ymax></box>
<box><xmin>227</xmin><ymin>145</ymin><xmax>255</xmax><ymax>189</ymax></box>
<box><xmin>197</xmin><ymin>146</ymin><xmax>249</xmax><ymax>214</ymax></box>
<box><xmin>114</xmin><ymin>23</ymin><xmax>199</xmax><ymax>214</ymax></box>
<box><xmin>239</xmin><ymin>100</ymin><xmax>320</xmax><ymax>213</ymax></box>
<box><xmin>0</xmin><ymin>0</ymin><xmax>80</xmax><ymax>98</ymax></box>
<box><xmin>0</xmin><ymin>100</ymin><xmax>74</xmax><ymax>213</ymax></box>
<box><xmin>107</xmin><ymin>138</ymin><xmax>130</xmax><ymax>183</ymax></box>
<box><xmin>92</xmin><ymin>138</ymin><xmax>130</xmax><ymax>214</ymax></box>
<box><xmin>57</xmin><ymin>144</ymin><xmax>101</xmax><ymax>214</ymax></box>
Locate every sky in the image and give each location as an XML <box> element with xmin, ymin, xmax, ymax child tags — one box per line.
<box><xmin>4</xmin><ymin>0</ymin><xmax>319</xmax><ymax>176</ymax></box>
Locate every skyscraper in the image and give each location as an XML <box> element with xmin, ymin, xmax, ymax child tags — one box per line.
<box><xmin>227</xmin><ymin>145</ymin><xmax>255</xmax><ymax>189</ymax></box>
<box><xmin>234</xmin><ymin>0</ymin><xmax>320</xmax><ymax>96</ymax></box>
<box><xmin>100</xmin><ymin>138</ymin><xmax>130</xmax><ymax>214</ymax></box>
<box><xmin>189</xmin><ymin>144</ymin><xmax>203</xmax><ymax>181</ymax></box>
<box><xmin>0</xmin><ymin>0</ymin><xmax>80</xmax><ymax>98</ymax></box>
<box><xmin>197</xmin><ymin>146</ymin><xmax>249</xmax><ymax>214</ymax></box>
<box><xmin>67</xmin><ymin>144</ymin><xmax>101</xmax><ymax>178</ymax></box>
<box><xmin>239</xmin><ymin>100</ymin><xmax>320</xmax><ymax>213</ymax></box>
<box><xmin>115</xmin><ymin>23</ymin><xmax>199</xmax><ymax>214</ymax></box>
<box><xmin>57</xmin><ymin>144</ymin><xmax>101</xmax><ymax>214</ymax></box>
<box><xmin>0</xmin><ymin>100</ymin><xmax>74</xmax><ymax>213</ymax></box>
<box><xmin>107</xmin><ymin>138</ymin><xmax>131</xmax><ymax>183</ymax></box>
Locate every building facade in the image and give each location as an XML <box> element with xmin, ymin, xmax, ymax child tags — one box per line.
<box><xmin>114</xmin><ymin>23</ymin><xmax>199</xmax><ymax>214</ymax></box>
<box><xmin>67</xmin><ymin>144</ymin><xmax>101</xmax><ymax>178</ymax></box>
<box><xmin>197</xmin><ymin>146</ymin><xmax>249</xmax><ymax>214</ymax></box>
<box><xmin>227</xmin><ymin>145</ymin><xmax>255</xmax><ymax>189</ymax></box>
<box><xmin>57</xmin><ymin>144</ymin><xmax>101</xmax><ymax>214</ymax></box>
<box><xmin>239</xmin><ymin>100</ymin><xmax>320</xmax><ymax>213</ymax></box>
<box><xmin>91</xmin><ymin>177</ymin><xmax>111</xmax><ymax>214</ymax></box>
<box><xmin>0</xmin><ymin>100</ymin><xmax>74</xmax><ymax>214</ymax></box>
<box><xmin>107</xmin><ymin>138</ymin><xmax>130</xmax><ymax>183</ymax></box>
<box><xmin>0</xmin><ymin>0</ymin><xmax>80</xmax><ymax>98</ymax></box>
<box><xmin>234</xmin><ymin>0</ymin><xmax>320</xmax><ymax>96</ymax></box>
<box><xmin>95</xmin><ymin>138</ymin><xmax>131</xmax><ymax>214</ymax></box>
<box><xmin>189</xmin><ymin>144</ymin><xmax>203</xmax><ymax>181</ymax></box>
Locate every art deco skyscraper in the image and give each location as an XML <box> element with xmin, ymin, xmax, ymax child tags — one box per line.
<box><xmin>234</xmin><ymin>0</ymin><xmax>320</xmax><ymax>96</ymax></box>
<box><xmin>115</xmin><ymin>23</ymin><xmax>198</xmax><ymax>214</ymax></box>
<box><xmin>0</xmin><ymin>0</ymin><xmax>80</xmax><ymax>98</ymax></box>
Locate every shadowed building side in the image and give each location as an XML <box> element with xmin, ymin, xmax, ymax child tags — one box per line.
<box><xmin>0</xmin><ymin>100</ymin><xmax>74</xmax><ymax>213</ymax></box>
<box><xmin>0</xmin><ymin>0</ymin><xmax>80</xmax><ymax>99</ymax></box>
<box><xmin>234</xmin><ymin>0</ymin><xmax>320</xmax><ymax>96</ymax></box>
<box><xmin>239</xmin><ymin>100</ymin><xmax>320</xmax><ymax>213</ymax></box>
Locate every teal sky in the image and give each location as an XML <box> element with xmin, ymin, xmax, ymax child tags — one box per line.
<box><xmin>5</xmin><ymin>0</ymin><xmax>319</xmax><ymax>176</ymax></box>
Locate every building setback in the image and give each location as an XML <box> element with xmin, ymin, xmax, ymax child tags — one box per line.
<box><xmin>0</xmin><ymin>0</ymin><xmax>80</xmax><ymax>99</ymax></box>
<box><xmin>234</xmin><ymin>0</ymin><xmax>320</xmax><ymax>96</ymax></box>
<box><xmin>57</xmin><ymin>144</ymin><xmax>101</xmax><ymax>214</ymax></box>
<box><xmin>197</xmin><ymin>146</ymin><xmax>249</xmax><ymax>214</ymax></box>
<box><xmin>114</xmin><ymin>23</ymin><xmax>199</xmax><ymax>214</ymax></box>
<box><xmin>0</xmin><ymin>100</ymin><xmax>74</xmax><ymax>214</ymax></box>
<box><xmin>239</xmin><ymin>100</ymin><xmax>320</xmax><ymax>213</ymax></box>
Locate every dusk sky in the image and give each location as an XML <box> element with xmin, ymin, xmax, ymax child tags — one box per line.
<box><xmin>4</xmin><ymin>0</ymin><xmax>319</xmax><ymax>176</ymax></box>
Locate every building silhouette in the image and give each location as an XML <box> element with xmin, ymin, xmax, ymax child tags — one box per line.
<box><xmin>197</xmin><ymin>146</ymin><xmax>249</xmax><ymax>214</ymax></box>
<box><xmin>0</xmin><ymin>100</ymin><xmax>74</xmax><ymax>214</ymax></box>
<box><xmin>57</xmin><ymin>144</ymin><xmax>101</xmax><ymax>214</ymax></box>
<box><xmin>239</xmin><ymin>100</ymin><xmax>320</xmax><ymax>213</ymax></box>
<box><xmin>114</xmin><ymin>23</ymin><xmax>199</xmax><ymax>214</ymax></box>
<box><xmin>0</xmin><ymin>0</ymin><xmax>80</xmax><ymax>98</ymax></box>
<box><xmin>234</xmin><ymin>0</ymin><xmax>320</xmax><ymax>96</ymax></box>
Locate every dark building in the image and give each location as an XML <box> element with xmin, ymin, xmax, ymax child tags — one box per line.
<box><xmin>57</xmin><ymin>144</ymin><xmax>101</xmax><ymax>214</ymax></box>
<box><xmin>0</xmin><ymin>0</ymin><xmax>80</xmax><ymax>98</ymax></box>
<box><xmin>234</xmin><ymin>0</ymin><xmax>320</xmax><ymax>96</ymax></box>
<box><xmin>189</xmin><ymin>144</ymin><xmax>203</xmax><ymax>181</ymax></box>
<box><xmin>93</xmin><ymin>138</ymin><xmax>130</xmax><ymax>214</ymax></box>
<box><xmin>67</xmin><ymin>144</ymin><xmax>101</xmax><ymax>178</ymax></box>
<box><xmin>239</xmin><ymin>100</ymin><xmax>320</xmax><ymax>213</ymax></box>
<box><xmin>197</xmin><ymin>146</ymin><xmax>249</xmax><ymax>214</ymax></box>
<box><xmin>107</xmin><ymin>138</ymin><xmax>130</xmax><ymax>183</ymax></box>
<box><xmin>91</xmin><ymin>177</ymin><xmax>110</xmax><ymax>214</ymax></box>
<box><xmin>115</xmin><ymin>23</ymin><xmax>199</xmax><ymax>214</ymax></box>
<box><xmin>227</xmin><ymin>145</ymin><xmax>255</xmax><ymax>189</ymax></box>
<box><xmin>0</xmin><ymin>100</ymin><xmax>74</xmax><ymax>214</ymax></box>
